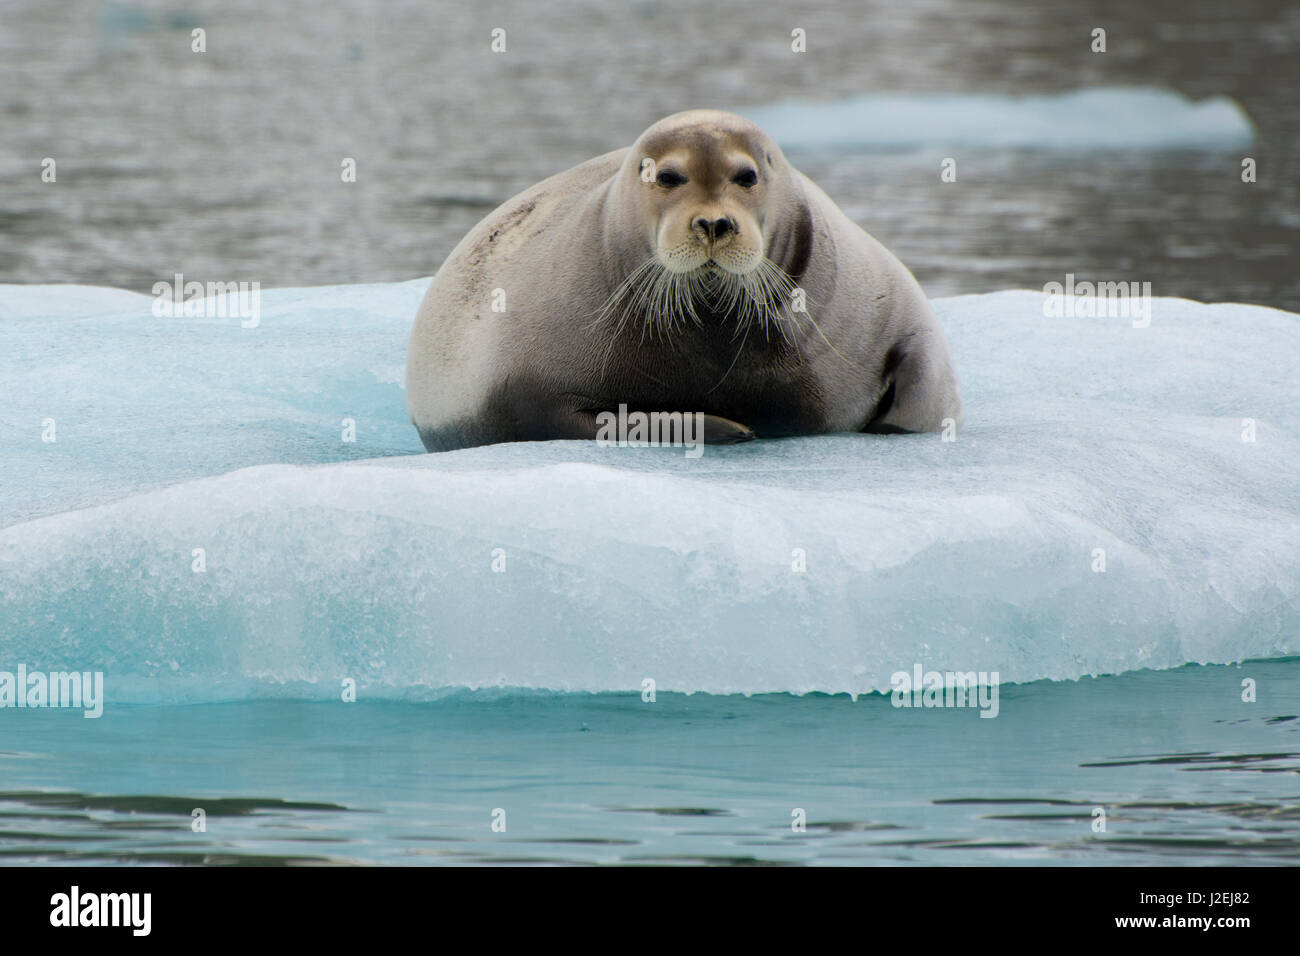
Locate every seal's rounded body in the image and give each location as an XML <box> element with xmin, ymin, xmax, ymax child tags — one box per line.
<box><xmin>406</xmin><ymin>110</ymin><xmax>962</xmax><ymax>451</ymax></box>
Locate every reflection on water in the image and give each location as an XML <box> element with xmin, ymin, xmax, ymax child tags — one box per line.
<box><xmin>1</xmin><ymin>0</ymin><xmax>1297</xmax><ymax>308</ymax></box>
<box><xmin>1</xmin><ymin>659</ymin><xmax>1297</xmax><ymax>865</ymax></box>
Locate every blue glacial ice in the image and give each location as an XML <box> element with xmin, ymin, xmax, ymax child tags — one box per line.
<box><xmin>744</xmin><ymin>87</ymin><xmax>1255</xmax><ymax>152</ymax></box>
<box><xmin>0</xmin><ymin>281</ymin><xmax>1296</xmax><ymax>702</ymax></box>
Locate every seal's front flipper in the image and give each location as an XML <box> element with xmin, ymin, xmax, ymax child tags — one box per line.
<box><xmin>569</xmin><ymin>408</ymin><xmax>754</xmax><ymax>445</ymax></box>
<box><xmin>699</xmin><ymin>414</ymin><xmax>755</xmax><ymax>444</ymax></box>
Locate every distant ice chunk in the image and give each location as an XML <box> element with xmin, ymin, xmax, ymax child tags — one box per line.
<box><xmin>745</xmin><ymin>87</ymin><xmax>1255</xmax><ymax>151</ymax></box>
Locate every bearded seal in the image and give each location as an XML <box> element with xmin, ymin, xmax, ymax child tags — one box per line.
<box><xmin>406</xmin><ymin>109</ymin><xmax>962</xmax><ymax>451</ymax></box>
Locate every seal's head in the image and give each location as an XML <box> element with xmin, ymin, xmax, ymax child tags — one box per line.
<box><xmin>629</xmin><ymin>110</ymin><xmax>785</xmax><ymax>277</ymax></box>
<box><xmin>602</xmin><ymin>111</ymin><xmax>806</xmax><ymax>338</ymax></box>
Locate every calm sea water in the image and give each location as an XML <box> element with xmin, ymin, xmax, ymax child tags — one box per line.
<box><xmin>1</xmin><ymin>0</ymin><xmax>1297</xmax><ymax>307</ymax></box>
<box><xmin>2</xmin><ymin>660</ymin><xmax>1298</xmax><ymax>865</ymax></box>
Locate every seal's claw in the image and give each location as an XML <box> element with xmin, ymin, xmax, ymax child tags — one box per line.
<box><xmin>700</xmin><ymin>414</ymin><xmax>755</xmax><ymax>444</ymax></box>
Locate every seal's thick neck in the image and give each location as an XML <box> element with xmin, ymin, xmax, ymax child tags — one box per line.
<box><xmin>592</xmin><ymin>160</ymin><xmax>655</xmax><ymax>293</ymax></box>
<box><xmin>763</xmin><ymin>176</ymin><xmax>816</xmax><ymax>284</ymax></box>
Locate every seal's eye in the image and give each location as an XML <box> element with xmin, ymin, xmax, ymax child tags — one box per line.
<box><xmin>656</xmin><ymin>169</ymin><xmax>687</xmax><ymax>188</ymax></box>
<box><xmin>733</xmin><ymin>168</ymin><xmax>758</xmax><ymax>188</ymax></box>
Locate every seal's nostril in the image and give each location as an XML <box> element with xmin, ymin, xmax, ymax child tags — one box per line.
<box><xmin>693</xmin><ymin>217</ymin><xmax>734</xmax><ymax>241</ymax></box>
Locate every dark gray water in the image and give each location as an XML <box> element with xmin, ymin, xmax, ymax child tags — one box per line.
<box><xmin>1</xmin><ymin>0</ymin><xmax>1297</xmax><ymax>307</ymax></box>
